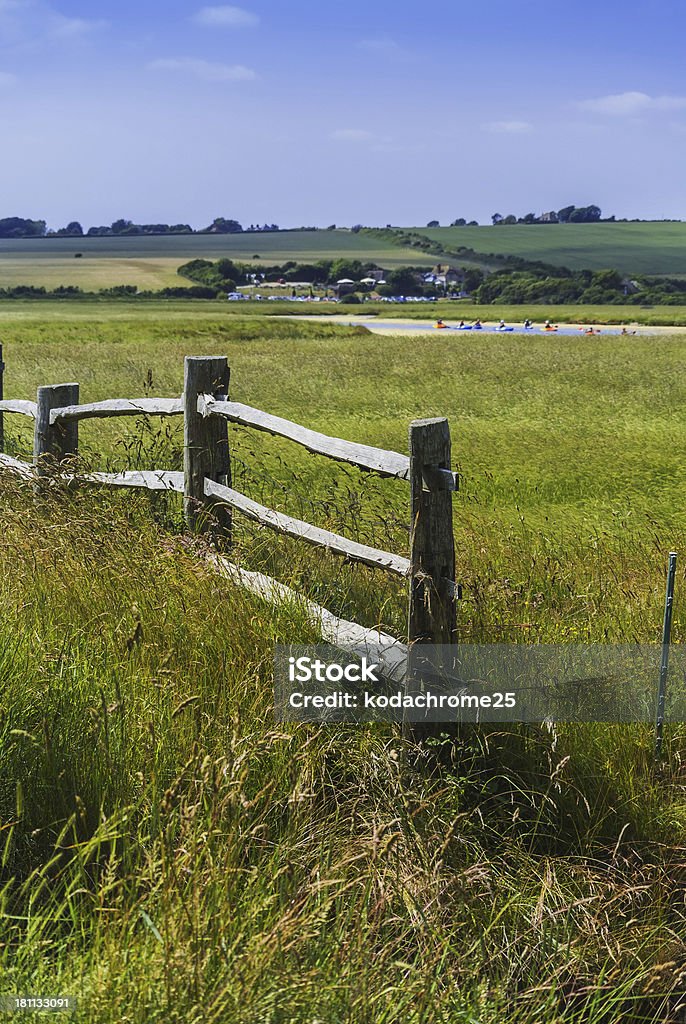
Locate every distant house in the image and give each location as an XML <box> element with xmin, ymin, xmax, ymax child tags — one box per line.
<box><xmin>365</xmin><ymin>268</ymin><xmax>386</xmax><ymax>283</ymax></box>
<box><xmin>431</xmin><ymin>264</ymin><xmax>465</xmax><ymax>287</ymax></box>
<box><xmin>540</xmin><ymin>211</ymin><xmax>559</xmax><ymax>223</ymax></box>
<box><xmin>622</xmin><ymin>277</ymin><xmax>641</xmax><ymax>295</ymax></box>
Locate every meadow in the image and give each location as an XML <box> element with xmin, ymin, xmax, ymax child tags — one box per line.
<box><xmin>2</xmin><ymin>308</ymin><xmax>686</xmax><ymax>1021</ymax></box>
<box><xmin>0</xmin><ymin>231</ymin><xmax>433</xmax><ymax>290</ymax></box>
<box><xmin>4</xmin><ymin>298</ymin><xmax>686</xmax><ymax>328</ymax></box>
<box><xmin>4</xmin><ymin>221</ymin><xmax>686</xmax><ymax>296</ymax></box>
<box><xmin>416</xmin><ymin>221</ymin><xmax>686</xmax><ymax>275</ymax></box>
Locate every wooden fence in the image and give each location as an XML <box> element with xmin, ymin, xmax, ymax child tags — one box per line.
<box><xmin>0</xmin><ymin>350</ymin><xmax>458</xmax><ymax>676</ymax></box>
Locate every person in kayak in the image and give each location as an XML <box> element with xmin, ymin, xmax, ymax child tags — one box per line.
<box><xmin>435</xmin><ymin>318</ymin><xmax>446</xmax><ymax>328</ymax></box>
<box><xmin>523</xmin><ymin>318</ymin><xmax>533</xmax><ymax>329</ymax></box>
<box><xmin>473</xmin><ymin>319</ymin><xmax>482</xmax><ymax>328</ymax></box>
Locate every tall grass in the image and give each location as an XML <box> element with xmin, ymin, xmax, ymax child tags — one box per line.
<box><xmin>1</xmin><ymin>315</ymin><xmax>686</xmax><ymax>1020</ymax></box>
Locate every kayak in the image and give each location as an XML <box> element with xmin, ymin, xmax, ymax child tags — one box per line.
<box><xmin>495</xmin><ymin>326</ymin><xmax>514</xmax><ymax>332</ymax></box>
<box><xmin>457</xmin><ymin>325</ymin><xmax>473</xmax><ymax>330</ymax></box>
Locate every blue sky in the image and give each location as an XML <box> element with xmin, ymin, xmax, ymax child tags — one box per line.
<box><xmin>1</xmin><ymin>0</ymin><xmax>685</xmax><ymax>228</ymax></box>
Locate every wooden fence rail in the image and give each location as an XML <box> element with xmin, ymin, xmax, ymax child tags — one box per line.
<box><xmin>0</xmin><ymin>353</ymin><xmax>458</xmax><ymax>655</ymax></box>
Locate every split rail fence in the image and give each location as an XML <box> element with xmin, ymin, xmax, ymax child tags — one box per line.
<box><xmin>0</xmin><ymin>348</ymin><xmax>458</xmax><ymax>677</ymax></box>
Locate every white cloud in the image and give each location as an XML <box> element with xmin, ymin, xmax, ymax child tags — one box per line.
<box><xmin>192</xmin><ymin>5</ymin><xmax>259</xmax><ymax>27</ymax></box>
<box><xmin>330</xmin><ymin>128</ymin><xmax>375</xmax><ymax>143</ymax></box>
<box><xmin>52</xmin><ymin>15</ymin><xmax>108</xmax><ymax>37</ymax></box>
<box><xmin>358</xmin><ymin>36</ymin><xmax>402</xmax><ymax>53</ymax></box>
<box><xmin>0</xmin><ymin>0</ymin><xmax>107</xmax><ymax>47</ymax></box>
<box><xmin>481</xmin><ymin>120</ymin><xmax>533</xmax><ymax>134</ymax></box>
<box><xmin>148</xmin><ymin>57</ymin><xmax>257</xmax><ymax>82</ymax></box>
<box><xmin>0</xmin><ymin>70</ymin><xmax>17</xmax><ymax>84</ymax></box>
<box><xmin>578</xmin><ymin>91</ymin><xmax>686</xmax><ymax>116</ymax></box>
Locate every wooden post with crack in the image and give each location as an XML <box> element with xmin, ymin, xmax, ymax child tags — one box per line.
<box><xmin>183</xmin><ymin>356</ymin><xmax>231</xmax><ymax>542</ymax></box>
<box><xmin>404</xmin><ymin>417</ymin><xmax>457</xmax><ymax>742</ymax></box>
<box><xmin>34</xmin><ymin>383</ymin><xmax>80</xmax><ymax>475</ymax></box>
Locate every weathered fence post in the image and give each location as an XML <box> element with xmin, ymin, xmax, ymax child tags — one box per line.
<box><xmin>404</xmin><ymin>417</ymin><xmax>457</xmax><ymax>742</ymax></box>
<box><xmin>0</xmin><ymin>343</ymin><xmax>5</xmax><ymax>453</ymax></box>
<box><xmin>183</xmin><ymin>356</ymin><xmax>231</xmax><ymax>539</ymax></box>
<box><xmin>33</xmin><ymin>383</ymin><xmax>79</xmax><ymax>475</ymax></box>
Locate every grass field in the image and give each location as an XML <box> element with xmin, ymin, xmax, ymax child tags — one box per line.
<box><xmin>0</xmin><ymin>231</ymin><xmax>435</xmax><ymax>290</ymax></box>
<box><xmin>3</xmin><ymin>298</ymin><xmax>686</xmax><ymax>327</ymax></box>
<box><xmin>414</xmin><ymin>221</ymin><xmax>686</xmax><ymax>275</ymax></box>
<box><xmin>4</xmin><ymin>222</ymin><xmax>686</xmax><ymax>291</ymax></box>
<box><xmin>2</xmin><ymin>308</ymin><xmax>686</xmax><ymax>1021</ymax></box>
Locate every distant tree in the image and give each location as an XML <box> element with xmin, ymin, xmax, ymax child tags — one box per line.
<box><xmin>139</xmin><ymin>224</ymin><xmax>173</xmax><ymax>234</ymax></box>
<box><xmin>325</xmin><ymin>224</ymin><xmax>336</xmax><ymax>230</ymax></box>
<box><xmin>205</xmin><ymin>217</ymin><xmax>243</xmax><ymax>234</ymax></box>
<box><xmin>384</xmin><ymin>267</ymin><xmax>422</xmax><ymax>296</ymax></box>
<box><xmin>65</xmin><ymin>221</ymin><xmax>83</xmax><ymax>235</ymax></box>
<box><xmin>557</xmin><ymin>205</ymin><xmax>576</xmax><ymax>223</ymax></box>
<box><xmin>520</xmin><ymin>212</ymin><xmax>538</xmax><ymax>224</ymax></box>
<box><xmin>0</xmin><ymin>217</ymin><xmax>47</xmax><ymax>238</ymax></box>
<box><xmin>216</xmin><ymin>258</ymin><xmax>239</xmax><ymax>280</ymax></box>
<box><xmin>463</xmin><ymin>268</ymin><xmax>484</xmax><ymax>293</ymax></box>
<box><xmin>502</xmin><ymin>214</ymin><xmax>517</xmax><ymax>225</ymax></box>
<box><xmin>329</xmin><ymin>258</ymin><xmax>364</xmax><ymax>282</ymax></box>
<box><xmin>450</xmin><ymin>218</ymin><xmax>467</xmax><ymax>227</ymax></box>
<box><xmin>567</xmin><ymin>204</ymin><xmax>601</xmax><ymax>223</ymax></box>
<box><xmin>427</xmin><ymin>220</ymin><xmax>440</xmax><ymax>228</ymax></box>
<box><xmin>591</xmin><ymin>268</ymin><xmax>622</xmax><ymax>290</ymax></box>
<box><xmin>468</xmin><ymin>220</ymin><xmax>479</xmax><ymax>226</ymax></box>
<box><xmin>491</xmin><ymin>213</ymin><xmax>503</xmax><ymax>225</ymax></box>
<box><xmin>111</xmin><ymin>219</ymin><xmax>135</xmax><ymax>234</ymax></box>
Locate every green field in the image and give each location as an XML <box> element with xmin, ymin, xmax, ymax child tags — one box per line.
<box><xmin>0</xmin><ymin>230</ymin><xmax>435</xmax><ymax>290</ymax></box>
<box><xmin>4</xmin><ymin>222</ymin><xmax>686</xmax><ymax>291</ymax></box>
<box><xmin>2</xmin><ymin>307</ymin><xmax>686</xmax><ymax>1021</ymax></box>
<box><xmin>414</xmin><ymin>221</ymin><xmax>686</xmax><ymax>275</ymax></box>
<box><xmin>3</xmin><ymin>298</ymin><xmax>686</xmax><ymax>328</ymax></box>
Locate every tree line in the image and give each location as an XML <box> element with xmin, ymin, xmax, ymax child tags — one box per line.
<box><xmin>491</xmin><ymin>205</ymin><xmax>605</xmax><ymax>225</ymax></box>
<box><xmin>0</xmin><ymin>216</ymin><xmax>278</xmax><ymax>239</ymax></box>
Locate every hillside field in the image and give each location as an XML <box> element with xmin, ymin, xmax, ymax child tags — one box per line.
<box><xmin>415</xmin><ymin>221</ymin><xmax>686</xmax><ymax>275</ymax></box>
<box><xmin>2</xmin><ymin>307</ymin><xmax>686</xmax><ymax>1021</ymax></box>
<box><xmin>0</xmin><ymin>230</ymin><xmax>435</xmax><ymax>290</ymax></box>
<box><xmin>3</xmin><ymin>222</ymin><xmax>686</xmax><ymax>291</ymax></box>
